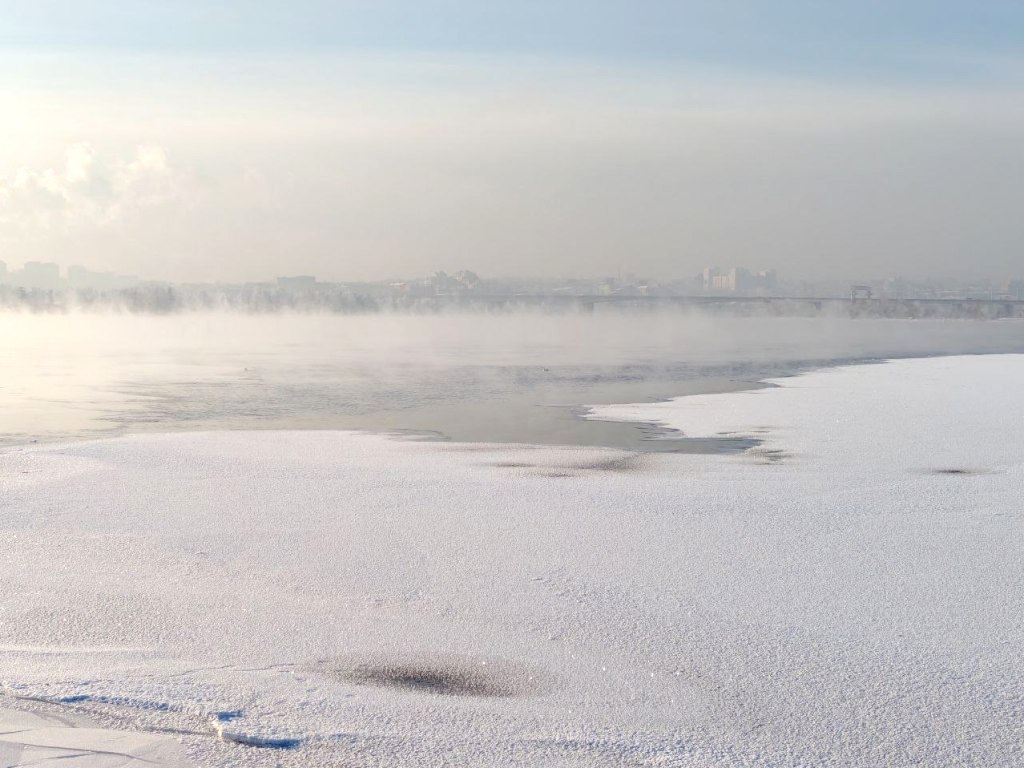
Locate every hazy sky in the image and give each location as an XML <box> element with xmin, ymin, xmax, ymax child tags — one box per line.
<box><xmin>2</xmin><ymin>1</ymin><xmax>1023</xmax><ymax>283</ymax></box>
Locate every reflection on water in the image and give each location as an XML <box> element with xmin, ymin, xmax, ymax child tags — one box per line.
<box><xmin>2</xmin><ymin>312</ymin><xmax>1023</xmax><ymax>449</ymax></box>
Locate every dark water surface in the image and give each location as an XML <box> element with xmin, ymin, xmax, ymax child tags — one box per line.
<box><xmin>3</xmin><ymin>312</ymin><xmax>1022</xmax><ymax>451</ymax></box>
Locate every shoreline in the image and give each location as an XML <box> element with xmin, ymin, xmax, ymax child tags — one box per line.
<box><xmin>0</xmin><ymin>352</ymin><xmax>996</xmax><ymax>454</ymax></box>
<box><xmin>3</xmin><ymin>362</ymin><xmax>798</xmax><ymax>454</ymax></box>
<box><xmin>6</xmin><ymin>312</ymin><xmax>1024</xmax><ymax>454</ymax></box>
<box><xmin>5</xmin><ymin>349</ymin><xmax>1023</xmax><ymax>455</ymax></box>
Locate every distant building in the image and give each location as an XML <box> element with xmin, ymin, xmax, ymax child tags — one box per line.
<box><xmin>753</xmin><ymin>270</ymin><xmax>778</xmax><ymax>292</ymax></box>
<box><xmin>429</xmin><ymin>270</ymin><xmax>483</xmax><ymax>295</ymax></box>
<box><xmin>67</xmin><ymin>265</ymin><xmax>89</xmax><ymax>288</ymax></box>
<box><xmin>452</xmin><ymin>270</ymin><xmax>482</xmax><ymax>292</ymax></box>
<box><xmin>277</xmin><ymin>275</ymin><xmax>318</xmax><ymax>291</ymax></box>
<box><xmin>430</xmin><ymin>272</ymin><xmax>456</xmax><ymax>294</ymax></box>
<box><xmin>17</xmin><ymin>261</ymin><xmax>62</xmax><ymax>290</ymax></box>
<box><xmin>699</xmin><ymin>266</ymin><xmax>777</xmax><ymax>294</ymax></box>
<box><xmin>700</xmin><ymin>266</ymin><xmax>747</xmax><ymax>293</ymax></box>
<box><xmin>68</xmin><ymin>265</ymin><xmax>139</xmax><ymax>290</ymax></box>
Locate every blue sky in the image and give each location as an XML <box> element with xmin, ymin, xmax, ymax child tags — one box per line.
<box><xmin>5</xmin><ymin>1</ymin><xmax>1023</xmax><ymax>82</ymax></box>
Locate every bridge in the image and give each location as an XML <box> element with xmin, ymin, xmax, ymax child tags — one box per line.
<box><xmin>418</xmin><ymin>293</ymin><xmax>1024</xmax><ymax>319</ymax></box>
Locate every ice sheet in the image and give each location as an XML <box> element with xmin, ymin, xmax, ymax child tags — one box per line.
<box><xmin>1</xmin><ymin>354</ymin><xmax>1022</xmax><ymax>766</ymax></box>
<box><xmin>0</xmin><ymin>708</ymin><xmax>188</xmax><ymax>767</ymax></box>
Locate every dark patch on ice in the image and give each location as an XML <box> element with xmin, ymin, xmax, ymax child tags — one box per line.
<box><xmin>909</xmin><ymin>465</ymin><xmax>1005</xmax><ymax>477</ymax></box>
<box><xmin>575</xmin><ymin>454</ymin><xmax>644</xmax><ymax>473</ymax></box>
<box><xmin>39</xmin><ymin>693</ymin><xmax>177</xmax><ymax>713</ymax></box>
<box><xmin>217</xmin><ymin>728</ymin><xmax>301</xmax><ymax>749</ymax></box>
<box><xmin>214</xmin><ymin>709</ymin><xmax>243</xmax><ymax>722</ymax></box>
<box><xmin>441</xmin><ymin>444</ymin><xmax>540</xmax><ymax>454</ymax></box>
<box><xmin>490</xmin><ymin>453</ymin><xmax>648</xmax><ymax>476</ymax></box>
<box><xmin>317</xmin><ymin>655</ymin><xmax>542</xmax><ymax>698</ymax></box>
<box><xmin>746</xmin><ymin>447</ymin><xmax>789</xmax><ymax>464</ymax></box>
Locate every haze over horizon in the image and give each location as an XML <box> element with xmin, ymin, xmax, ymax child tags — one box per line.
<box><xmin>2</xmin><ymin>1</ymin><xmax>1023</xmax><ymax>284</ymax></box>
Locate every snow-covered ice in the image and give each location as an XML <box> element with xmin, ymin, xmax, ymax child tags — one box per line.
<box><xmin>0</xmin><ymin>707</ymin><xmax>188</xmax><ymax>766</ymax></box>
<box><xmin>1</xmin><ymin>354</ymin><xmax>1022</xmax><ymax>766</ymax></box>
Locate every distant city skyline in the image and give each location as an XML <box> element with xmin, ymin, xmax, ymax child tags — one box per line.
<box><xmin>3</xmin><ymin>256</ymin><xmax>1023</xmax><ymax>303</ymax></box>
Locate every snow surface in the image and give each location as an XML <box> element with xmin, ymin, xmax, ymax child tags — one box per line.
<box><xmin>0</xmin><ymin>708</ymin><xmax>188</xmax><ymax>766</ymax></box>
<box><xmin>1</xmin><ymin>354</ymin><xmax>1022</xmax><ymax>767</ymax></box>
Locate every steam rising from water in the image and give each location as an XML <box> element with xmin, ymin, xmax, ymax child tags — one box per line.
<box><xmin>2</xmin><ymin>310</ymin><xmax>1022</xmax><ymax>446</ymax></box>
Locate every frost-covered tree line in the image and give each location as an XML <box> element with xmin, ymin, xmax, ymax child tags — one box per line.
<box><xmin>0</xmin><ymin>283</ymin><xmax>381</xmax><ymax>314</ymax></box>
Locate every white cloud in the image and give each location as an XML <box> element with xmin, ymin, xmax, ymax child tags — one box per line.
<box><xmin>0</xmin><ymin>143</ymin><xmax>188</xmax><ymax>232</ymax></box>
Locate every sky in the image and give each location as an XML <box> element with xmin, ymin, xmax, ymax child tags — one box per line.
<box><xmin>1</xmin><ymin>1</ymin><xmax>1023</xmax><ymax>283</ymax></box>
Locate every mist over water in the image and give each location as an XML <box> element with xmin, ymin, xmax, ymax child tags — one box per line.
<box><xmin>3</xmin><ymin>310</ymin><xmax>1023</xmax><ymax>447</ymax></box>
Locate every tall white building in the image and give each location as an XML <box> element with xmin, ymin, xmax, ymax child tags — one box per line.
<box><xmin>700</xmin><ymin>266</ymin><xmax>777</xmax><ymax>294</ymax></box>
<box><xmin>18</xmin><ymin>261</ymin><xmax>62</xmax><ymax>290</ymax></box>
